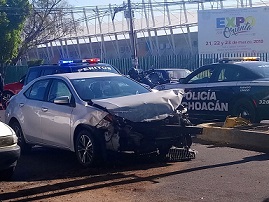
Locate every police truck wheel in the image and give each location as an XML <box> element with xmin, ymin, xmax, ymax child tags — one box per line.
<box><xmin>1</xmin><ymin>91</ymin><xmax>14</xmax><ymax>109</ymax></box>
<box><xmin>75</xmin><ymin>130</ymin><xmax>100</xmax><ymax>167</ymax></box>
<box><xmin>232</xmin><ymin>98</ymin><xmax>260</xmax><ymax>123</ymax></box>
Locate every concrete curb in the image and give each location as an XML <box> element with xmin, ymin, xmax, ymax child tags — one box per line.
<box><xmin>197</xmin><ymin>122</ymin><xmax>269</xmax><ymax>153</ymax></box>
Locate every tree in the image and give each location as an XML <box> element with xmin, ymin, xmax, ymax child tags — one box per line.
<box><xmin>0</xmin><ymin>0</ymin><xmax>30</xmax><ymax>66</ymax></box>
<box><xmin>12</xmin><ymin>0</ymin><xmax>78</xmax><ymax>64</ymax></box>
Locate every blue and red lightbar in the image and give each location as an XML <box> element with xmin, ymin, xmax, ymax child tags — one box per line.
<box><xmin>59</xmin><ymin>58</ymin><xmax>100</xmax><ymax>65</ymax></box>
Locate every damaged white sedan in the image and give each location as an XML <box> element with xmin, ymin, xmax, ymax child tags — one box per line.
<box><xmin>5</xmin><ymin>72</ymin><xmax>201</xmax><ymax>166</ymax></box>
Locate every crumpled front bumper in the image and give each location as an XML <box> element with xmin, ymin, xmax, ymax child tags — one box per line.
<box><xmin>118</xmin><ymin>124</ymin><xmax>203</xmax><ymax>153</ymax></box>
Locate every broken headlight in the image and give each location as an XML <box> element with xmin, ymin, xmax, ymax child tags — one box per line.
<box><xmin>96</xmin><ymin>114</ymin><xmax>114</xmax><ymax>129</ymax></box>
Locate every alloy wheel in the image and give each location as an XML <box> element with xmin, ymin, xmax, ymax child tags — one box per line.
<box><xmin>77</xmin><ymin>134</ymin><xmax>94</xmax><ymax>165</ymax></box>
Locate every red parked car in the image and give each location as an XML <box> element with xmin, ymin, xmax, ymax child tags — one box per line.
<box><xmin>1</xmin><ymin>76</ymin><xmax>25</xmax><ymax>109</ymax></box>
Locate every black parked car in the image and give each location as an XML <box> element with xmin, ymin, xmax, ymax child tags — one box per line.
<box><xmin>128</xmin><ymin>68</ymin><xmax>191</xmax><ymax>88</ymax></box>
<box><xmin>151</xmin><ymin>68</ymin><xmax>191</xmax><ymax>83</ymax></box>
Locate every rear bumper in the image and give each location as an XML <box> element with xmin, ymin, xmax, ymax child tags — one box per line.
<box><xmin>0</xmin><ymin>145</ymin><xmax>20</xmax><ymax>170</ymax></box>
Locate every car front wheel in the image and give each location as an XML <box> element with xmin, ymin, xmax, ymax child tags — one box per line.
<box><xmin>11</xmin><ymin>121</ymin><xmax>32</xmax><ymax>154</ymax></box>
<box><xmin>75</xmin><ymin>130</ymin><xmax>100</xmax><ymax>167</ymax></box>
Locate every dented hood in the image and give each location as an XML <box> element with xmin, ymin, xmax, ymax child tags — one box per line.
<box><xmin>92</xmin><ymin>89</ymin><xmax>184</xmax><ymax>122</ymax></box>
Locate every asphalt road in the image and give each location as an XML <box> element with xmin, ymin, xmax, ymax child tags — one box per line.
<box><xmin>0</xmin><ymin>141</ymin><xmax>268</xmax><ymax>202</ymax></box>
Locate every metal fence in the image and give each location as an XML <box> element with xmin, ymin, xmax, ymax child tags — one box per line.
<box><xmin>2</xmin><ymin>66</ymin><xmax>28</xmax><ymax>84</ymax></box>
<box><xmin>104</xmin><ymin>54</ymin><xmax>200</xmax><ymax>75</ymax></box>
<box><xmin>105</xmin><ymin>52</ymin><xmax>269</xmax><ymax>75</ymax></box>
<box><xmin>3</xmin><ymin>52</ymin><xmax>269</xmax><ymax>84</ymax></box>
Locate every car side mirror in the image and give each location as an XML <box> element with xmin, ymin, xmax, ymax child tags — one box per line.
<box><xmin>54</xmin><ymin>96</ymin><xmax>70</xmax><ymax>105</ymax></box>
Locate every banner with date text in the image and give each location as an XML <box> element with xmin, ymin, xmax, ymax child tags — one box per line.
<box><xmin>198</xmin><ymin>7</ymin><xmax>269</xmax><ymax>54</ymax></box>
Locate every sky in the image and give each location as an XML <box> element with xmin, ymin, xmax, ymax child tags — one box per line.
<box><xmin>68</xmin><ymin>0</ymin><xmax>268</xmax><ymax>8</ymax></box>
<box><xmin>69</xmin><ymin>0</ymin><xmax>125</xmax><ymax>7</ymax></box>
<box><xmin>65</xmin><ymin>0</ymin><xmax>269</xmax><ymax>37</ymax></box>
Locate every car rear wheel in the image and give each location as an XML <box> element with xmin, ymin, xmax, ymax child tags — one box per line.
<box><xmin>232</xmin><ymin>98</ymin><xmax>260</xmax><ymax>123</ymax></box>
<box><xmin>11</xmin><ymin>121</ymin><xmax>32</xmax><ymax>154</ymax></box>
<box><xmin>75</xmin><ymin>130</ymin><xmax>100</xmax><ymax>167</ymax></box>
<box><xmin>1</xmin><ymin>91</ymin><xmax>14</xmax><ymax>109</ymax></box>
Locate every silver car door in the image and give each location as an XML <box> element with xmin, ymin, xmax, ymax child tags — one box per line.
<box><xmin>40</xmin><ymin>79</ymin><xmax>74</xmax><ymax>149</ymax></box>
<box><xmin>22</xmin><ymin>79</ymin><xmax>50</xmax><ymax>144</ymax></box>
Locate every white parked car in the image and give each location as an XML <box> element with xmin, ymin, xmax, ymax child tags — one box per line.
<box><xmin>5</xmin><ymin>72</ymin><xmax>200</xmax><ymax>167</ymax></box>
<box><xmin>0</xmin><ymin>121</ymin><xmax>20</xmax><ymax>180</ymax></box>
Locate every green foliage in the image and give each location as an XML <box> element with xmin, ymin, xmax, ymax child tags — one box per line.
<box><xmin>12</xmin><ymin>0</ymin><xmax>77</xmax><ymax>65</ymax></box>
<box><xmin>0</xmin><ymin>0</ymin><xmax>30</xmax><ymax>65</ymax></box>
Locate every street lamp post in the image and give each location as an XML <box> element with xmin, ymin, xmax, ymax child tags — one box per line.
<box><xmin>127</xmin><ymin>0</ymin><xmax>138</xmax><ymax>69</ymax></box>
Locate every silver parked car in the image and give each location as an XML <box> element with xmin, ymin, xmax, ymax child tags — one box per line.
<box><xmin>5</xmin><ymin>72</ymin><xmax>199</xmax><ymax>167</ymax></box>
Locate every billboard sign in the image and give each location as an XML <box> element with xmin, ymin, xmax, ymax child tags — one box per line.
<box><xmin>198</xmin><ymin>7</ymin><xmax>269</xmax><ymax>54</ymax></box>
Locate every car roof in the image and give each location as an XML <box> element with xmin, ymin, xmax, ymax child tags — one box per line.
<box><xmin>231</xmin><ymin>61</ymin><xmax>269</xmax><ymax>68</ymax></box>
<box><xmin>29</xmin><ymin>62</ymin><xmax>115</xmax><ymax>69</ymax></box>
<box><xmin>198</xmin><ymin>61</ymin><xmax>269</xmax><ymax>71</ymax></box>
<box><xmin>212</xmin><ymin>61</ymin><xmax>268</xmax><ymax>67</ymax></box>
<box><xmin>44</xmin><ymin>72</ymin><xmax>122</xmax><ymax>80</ymax></box>
<box><xmin>28</xmin><ymin>63</ymin><xmax>120</xmax><ymax>74</ymax></box>
<box><xmin>66</xmin><ymin>62</ymin><xmax>113</xmax><ymax>67</ymax></box>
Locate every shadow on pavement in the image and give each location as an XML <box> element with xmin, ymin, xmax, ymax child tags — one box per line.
<box><xmin>0</xmin><ymin>145</ymin><xmax>268</xmax><ymax>202</ymax></box>
<box><xmin>11</xmin><ymin>146</ymin><xmax>172</xmax><ymax>181</ymax></box>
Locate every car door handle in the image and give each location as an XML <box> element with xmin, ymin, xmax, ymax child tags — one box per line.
<box><xmin>41</xmin><ymin>107</ymin><xmax>48</xmax><ymax>112</ymax></box>
<box><xmin>19</xmin><ymin>103</ymin><xmax>24</xmax><ymax>107</ymax></box>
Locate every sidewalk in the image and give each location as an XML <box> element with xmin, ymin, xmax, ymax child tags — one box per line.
<box><xmin>197</xmin><ymin>122</ymin><xmax>269</xmax><ymax>153</ymax></box>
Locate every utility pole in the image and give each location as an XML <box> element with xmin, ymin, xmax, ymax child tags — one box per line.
<box><xmin>127</xmin><ymin>0</ymin><xmax>138</xmax><ymax>68</ymax></box>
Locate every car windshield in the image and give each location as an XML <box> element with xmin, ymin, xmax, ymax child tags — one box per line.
<box><xmin>70</xmin><ymin>64</ymin><xmax>120</xmax><ymax>74</ymax></box>
<box><xmin>71</xmin><ymin>76</ymin><xmax>150</xmax><ymax>100</ymax></box>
